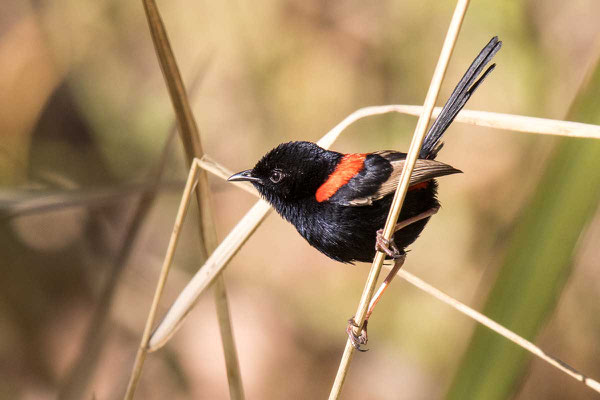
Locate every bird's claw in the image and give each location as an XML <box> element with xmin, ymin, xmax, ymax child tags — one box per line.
<box><xmin>375</xmin><ymin>229</ymin><xmax>403</xmax><ymax>259</ymax></box>
<box><xmin>346</xmin><ymin>317</ymin><xmax>369</xmax><ymax>352</ymax></box>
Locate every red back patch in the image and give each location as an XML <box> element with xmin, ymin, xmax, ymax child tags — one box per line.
<box><xmin>408</xmin><ymin>181</ymin><xmax>430</xmax><ymax>191</ymax></box>
<box><xmin>316</xmin><ymin>153</ymin><xmax>366</xmax><ymax>202</ymax></box>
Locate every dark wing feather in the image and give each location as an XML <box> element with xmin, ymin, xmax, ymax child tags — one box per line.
<box><xmin>328</xmin><ymin>151</ymin><xmax>460</xmax><ymax>206</ymax></box>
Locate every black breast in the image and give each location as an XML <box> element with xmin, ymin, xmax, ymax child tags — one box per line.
<box><xmin>291</xmin><ymin>181</ymin><xmax>440</xmax><ymax>263</ymax></box>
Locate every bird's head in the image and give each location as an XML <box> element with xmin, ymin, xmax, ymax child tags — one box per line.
<box><xmin>228</xmin><ymin>141</ymin><xmax>341</xmax><ymax>205</ymax></box>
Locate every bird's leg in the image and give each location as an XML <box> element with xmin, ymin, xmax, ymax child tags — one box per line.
<box><xmin>347</xmin><ymin>206</ymin><xmax>440</xmax><ymax>351</ymax></box>
<box><xmin>375</xmin><ymin>206</ymin><xmax>440</xmax><ymax>257</ymax></box>
<box><xmin>346</xmin><ymin>254</ymin><xmax>406</xmax><ymax>351</ymax></box>
<box><xmin>365</xmin><ymin>253</ymin><xmax>406</xmax><ymax>320</ymax></box>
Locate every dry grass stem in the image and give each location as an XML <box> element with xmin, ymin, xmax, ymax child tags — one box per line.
<box><xmin>148</xmin><ymin>198</ymin><xmax>273</xmax><ymax>350</ymax></box>
<box><xmin>2</xmin><ymin>180</ymin><xmax>184</xmax><ymax>219</ymax></box>
<box><xmin>329</xmin><ymin>1</ymin><xmax>470</xmax><ymax>397</ymax></box>
<box><xmin>396</xmin><ymin>268</ymin><xmax>600</xmax><ymax>394</ymax></box>
<box><xmin>348</xmin><ymin>105</ymin><xmax>600</xmax><ymax>139</ymax></box>
<box><xmin>124</xmin><ymin>161</ymin><xmax>201</xmax><ymax>399</ymax></box>
<box><xmin>126</xmin><ymin>0</ymin><xmax>243</xmax><ymax>398</ymax></box>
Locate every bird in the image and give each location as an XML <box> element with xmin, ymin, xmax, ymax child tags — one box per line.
<box><xmin>228</xmin><ymin>37</ymin><xmax>501</xmax><ymax>350</ymax></box>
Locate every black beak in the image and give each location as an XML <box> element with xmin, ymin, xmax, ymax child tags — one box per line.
<box><xmin>228</xmin><ymin>169</ymin><xmax>261</xmax><ymax>183</ymax></box>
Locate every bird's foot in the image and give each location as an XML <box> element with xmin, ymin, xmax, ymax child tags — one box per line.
<box><xmin>375</xmin><ymin>229</ymin><xmax>403</xmax><ymax>259</ymax></box>
<box><xmin>346</xmin><ymin>317</ymin><xmax>369</xmax><ymax>352</ymax></box>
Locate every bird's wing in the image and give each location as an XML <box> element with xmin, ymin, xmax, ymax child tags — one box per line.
<box><xmin>328</xmin><ymin>151</ymin><xmax>461</xmax><ymax>206</ymax></box>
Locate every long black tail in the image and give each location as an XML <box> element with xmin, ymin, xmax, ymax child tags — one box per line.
<box><xmin>420</xmin><ymin>36</ymin><xmax>502</xmax><ymax>159</ymax></box>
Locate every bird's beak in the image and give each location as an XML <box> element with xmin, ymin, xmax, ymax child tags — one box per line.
<box><xmin>228</xmin><ymin>169</ymin><xmax>261</xmax><ymax>183</ymax></box>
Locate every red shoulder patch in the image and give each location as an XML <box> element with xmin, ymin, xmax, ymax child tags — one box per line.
<box><xmin>408</xmin><ymin>181</ymin><xmax>430</xmax><ymax>191</ymax></box>
<box><xmin>316</xmin><ymin>153</ymin><xmax>366</xmax><ymax>202</ymax></box>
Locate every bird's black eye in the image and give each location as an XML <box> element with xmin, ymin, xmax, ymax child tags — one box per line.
<box><xmin>269</xmin><ymin>170</ymin><xmax>283</xmax><ymax>183</ymax></box>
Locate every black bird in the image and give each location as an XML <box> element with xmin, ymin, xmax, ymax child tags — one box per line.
<box><xmin>229</xmin><ymin>37</ymin><xmax>501</xmax><ymax>349</ymax></box>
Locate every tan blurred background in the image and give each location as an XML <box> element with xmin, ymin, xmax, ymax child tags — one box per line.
<box><xmin>2</xmin><ymin>0</ymin><xmax>600</xmax><ymax>399</ymax></box>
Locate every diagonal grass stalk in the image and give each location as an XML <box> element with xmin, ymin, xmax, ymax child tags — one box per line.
<box><xmin>125</xmin><ymin>0</ymin><xmax>243</xmax><ymax>398</ymax></box>
<box><xmin>124</xmin><ymin>160</ymin><xmax>202</xmax><ymax>399</ymax></box>
<box><xmin>339</xmin><ymin>105</ymin><xmax>600</xmax><ymax>139</ymax></box>
<box><xmin>329</xmin><ymin>0</ymin><xmax>471</xmax><ymax>397</ymax></box>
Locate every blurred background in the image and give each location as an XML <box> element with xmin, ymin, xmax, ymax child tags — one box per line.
<box><xmin>2</xmin><ymin>0</ymin><xmax>600</xmax><ymax>399</ymax></box>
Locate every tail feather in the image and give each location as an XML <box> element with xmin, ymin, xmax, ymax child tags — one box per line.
<box><xmin>420</xmin><ymin>36</ymin><xmax>502</xmax><ymax>159</ymax></box>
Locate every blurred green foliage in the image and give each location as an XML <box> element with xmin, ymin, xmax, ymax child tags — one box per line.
<box><xmin>447</xmin><ymin>57</ymin><xmax>600</xmax><ymax>399</ymax></box>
